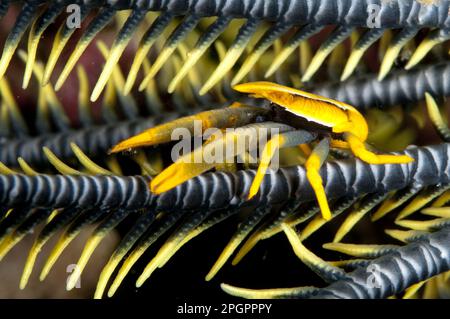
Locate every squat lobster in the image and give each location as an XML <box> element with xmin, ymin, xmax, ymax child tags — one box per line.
<box><xmin>110</xmin><ymin>82</ymin><xmax>414</xmax><ymax>221</ymax></box>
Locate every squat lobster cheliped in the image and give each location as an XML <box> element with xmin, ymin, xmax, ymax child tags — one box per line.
<box><xmin>110</xmin><ymin>82</ymin><xmax>414</xmax><ymax>221</ymax></box>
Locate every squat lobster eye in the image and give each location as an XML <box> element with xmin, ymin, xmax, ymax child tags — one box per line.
<box><xmin>110</xmin><ymin>81</ymin><xmax>414</xmax><ymax>222</ymax></box>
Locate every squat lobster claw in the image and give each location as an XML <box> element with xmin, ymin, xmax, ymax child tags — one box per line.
<box><xmin>110</xmin><ymin>81</ymin><xmax>414</xmax><ymax>221</ymax></box>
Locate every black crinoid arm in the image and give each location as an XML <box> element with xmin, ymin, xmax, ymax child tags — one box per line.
<box><xmin>0</xmin><ymin>143</ymin><xmax>447</xmax><ymax>211</ymax></box>
<box><xmin>310</xmin><ymin>226</ymin><xmax>450</xmax><ymax>299</ymax></box>
<box><xmin>0</xmin><ymin>143</ymin><xmax>449</xmax><ymax>299</ymax></box>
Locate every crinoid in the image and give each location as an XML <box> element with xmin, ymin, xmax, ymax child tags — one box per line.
<box><xmin>0</xmin><ymin>0</ymin><xmax>448</xmax><ymax>300</ymax></box>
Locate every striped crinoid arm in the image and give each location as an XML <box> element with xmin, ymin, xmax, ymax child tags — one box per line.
<box><xmin>0</xmin><ymin>54</ymin><xmax>429</xmax><ymax>143</ymax></box>
<box><xmin>0</xmin><ymin>143</ymin><xmax>448</xmax><ymax>297</ymax></box>
<box><xmin>316</xmin><ymin>61</ymin><xmax>450</xmax><ymax>110</ymax></box>
<box><xmin>6</xmin><ymin>143</ymin><xmax>450</xmax><ymax>212</ymax></box>
<box><xmin>3</xmin><ymin>60</ymin><xmax>450</xmax><ymax>170</ymax></box>
<box><xmin>1</xmin><ymin>0</ymin><xmax>450</xmax><ymax>99</ymax></box>
<box><xmin>0</xmin><ymin>47</ymin><xmax>225</xmax><ymax>140</ymax></box>
<box><xmin>315</xmin><ymin>227</ymin><xmax>450</xmax><ymax>299</ymax></box>
<box><xmin>0</xmin><ymin>135</ymin><xmax>167</xmax><ymax>176</ymax></box>
<box><xmin>0</xmin><ymin>111</ymin><xmax>189</xmax><ymax>168</ymax></box>
<box><xmin>222</xmin><ymin>225</ymin><xmax>450</xmax><ymax>299</ymax></box>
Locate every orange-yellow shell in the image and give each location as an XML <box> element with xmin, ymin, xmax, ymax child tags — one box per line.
<box><xmin>233</xmin><ymin>81</ymin><xmax>369</xmax><ymax>141</ymax></box>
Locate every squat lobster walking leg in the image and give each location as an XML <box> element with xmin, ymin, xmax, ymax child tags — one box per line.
<box><xmin>344</xmin><ymin>133</ymin><xmax>414</xmax><ymax>165</ymax></box>
<box><xmin>248</xmin><ymin>130</ymin><xmax>317</xmax><ymax>200</ymax></box>
<box><xmin>305</xmin><ymin>139</ymin><xmax>331</xmax><ymax>220</ymax></box>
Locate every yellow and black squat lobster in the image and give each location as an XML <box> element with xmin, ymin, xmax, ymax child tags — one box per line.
<box><xmin>111</xmin><ymin>81</ymin><xmax>414</xmax><ymax>221</ymax></box>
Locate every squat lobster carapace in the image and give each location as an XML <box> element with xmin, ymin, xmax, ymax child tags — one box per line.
<box><xmin>110</xmin><ymin>81</ymin><xmax>414</xmax><ymax>221</ymax></box>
